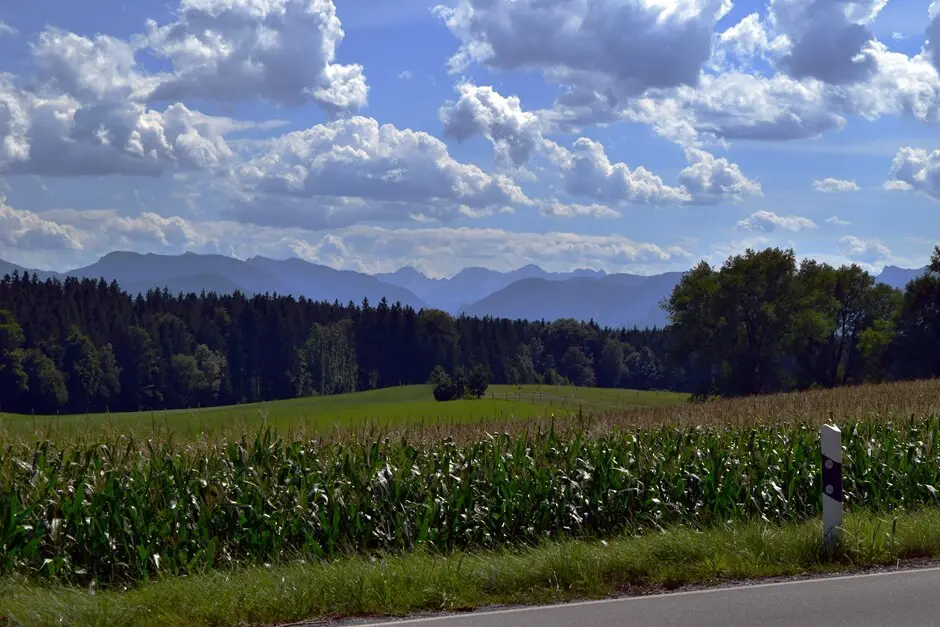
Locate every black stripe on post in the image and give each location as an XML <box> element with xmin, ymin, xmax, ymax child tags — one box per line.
<box><xmin>822</xmin><ymin>456</ymin><xmax>843</xmax><ymax>503</ymax></box>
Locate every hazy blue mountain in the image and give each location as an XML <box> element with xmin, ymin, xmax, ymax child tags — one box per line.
<box><xmin>376</xmin><ymin>264</ymin><xmax>608</xmax><ymax>313</ymax></box>
<box><xmin>877</xmin><ymin>265</ymin><xmax>928</xmax><ymax>290</ymax></box>
<box><xmin>66</xmin><ymin>251</ymin><xmax>284</xmax><ymax>295</ymax></box>
<box><xmin>244</xmin><ymin>256</ymin><xmax>427</xmax><ymax>309</ymax></box>
<box><xmin>120</xmin><ymin>273</ymin><xmax>246</xmax><ymax>297</ymax></box>
<box><xmin>0</xmin><ymin>259</ymin><xmax>62</xmax><ymax>281</ymax></box>
<box><xmin>460</xmin><ymin>272</ymin><xmax>684</xmax><ymax>329</ymax></box>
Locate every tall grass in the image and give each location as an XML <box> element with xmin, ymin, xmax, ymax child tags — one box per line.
<box><xmin>3</xmin><ymin>413</ymin><xmax>940</xmax><ymax>586</ymax></box>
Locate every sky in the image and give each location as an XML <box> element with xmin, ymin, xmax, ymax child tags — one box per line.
<box><xmin>0</xmin><ymin>0</ymin><xmax>938</xmax><ymax>278</ymax></box>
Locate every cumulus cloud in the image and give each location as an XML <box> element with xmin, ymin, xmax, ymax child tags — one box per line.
<box><xmin>830</xmin><ymin>42</ymin><xmax>940</xmax><ymax>124</ymax></box>
<box><xmin>826</xmin><ymin>215</ymin><xmax>851</xmax><ymax>226</ymax></box>
<box><xmin>231</xmin><ymin>116</ymin><xmax>532</xmax><ymax>228</ymax></box>
<box><xmin>0</xmin><ymin>22</ymin><xmax>18</xmax><ymax>37</ymax></box>
<box><xmin>770</xmin><ymin>0</ymin><xmax>886</xmax><ymax>85</ymax></box>
<box><xmin>678</xmin><ymin>147</ymin><xmax>763</xmax><ymax>204</ymax></box>
<box><xmin>715</xmin><ymin>13</ymin><xmax>788</xmax><ymax>68</ymax></box>
<box><xmin>736</xmin><ymin>210</ymin><xmax>818</xmax><ymax>233</ymax></box>
<box><xmin>563</xmin><ymin>138</ymin><xmax>760</xmax><ymax>205</ymax></box>
<box><xmin>0</xmin><ymin>78</ymin><xmax>234</xmax><ymax>176</ymax></box>
<box><xmin>440</xmin><ymin>82</ymin><xmax>564</xmax><ymax>166</ymax></box>
<box><xmin>927</xmin><ymin>1</ymin><xmax>940</xmax><ymax>72</ymax></box>
<box><xmin>813</xmin><ymin>177</ymin><xmax>860</xmax><ymax>193</ymax></box>
<box><xmin>145</xmin><ymin>0</ymin><xmax>367</xmax><ymax>113</ymax></box>
<box><xmin>435</xmin><ymin>0</ymin><xmax>731</xmax><ymax>102</ymax></box>
<box><xmin>32</xmin><ymin>28</ymin><xmax>157</xmax><ymax>103</ymax></box>
<box><xmin>888</xmin><ymin>146</ymin><xmax>940</xmax><ymax>200</ymax></box>
<box><xmin>0</xmin><ymin>195</ymin><xmax>83</xmax><ymax>250</ymax></box>
<box><xmin>564</xmin><ymin>137</ymin><xmax>690</xmax><ymax>205</ymax></box>
<box><xmin>840</xmin><ymin>235</ymin><xmax>891</xmax><ymax>263</ymax></box>
<box><xmin>623</xmin><ymin>71</ymin><xmax>845</xmax><ymax>146</ymax></box>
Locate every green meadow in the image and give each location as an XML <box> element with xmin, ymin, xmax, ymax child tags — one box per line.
<box><xmin>0</xmin><ymin>384</ymin><xmax>686</xmax><ymax>441</ymax></box>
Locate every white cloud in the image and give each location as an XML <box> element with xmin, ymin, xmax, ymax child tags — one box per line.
<box><xmin>831</xmin><ymin>43</ymin><xmax>940</xmax><ymax>125</ymax></box>
<box><xmin>0</xmin><ymin>195</ymin><xmax>83</xmax><ymax>251</ymax></box>
<box><xmin>678</xmin><ymin>147</ymin><xmax>763</xmax><ymax>204</ymax></box>
<box><xmin>562</xmin><ymin>138</ymin><xmax>760</xmax><ymax>206</ymax></box>
<box><xmin>434</xmin><ymin>0</ymin><xmax>732</xmax><ymax>102</ymax></box>
<box><xmin>736</xmin><ymin>210</ymin><xmax>817</xmax><ymax>233</ymax></box>
<box><xmin>770</xmin><ymin>0</ymin><xmax>886</xmax><ymax>85</ymax></box>
<box><xmin>0</xmin><ymin>78</ymin><xmax>234</xmax><ymax>176</ymax></box>
<box><xmin>825</xmin><ymin>215</ymin><xmax>851</xmax><ymax>226</ymax></box>
<box><xmin>398</xmin><ymin>70</ymin><xmax>413</xmax><ymax>80</ymax></box>
<box><xmin>840</xmin><ymin>235</ymin><xmax>891</xmax><ymax>263</ymax></box>
<box><xmin>32</xmin><ymin>28</ymin><xmax>157</xmax><ymax>103</ymax></box>
<box><xmin>888</xmin><ymin>146</ymin><xmax>940</xmax><ymax>200</ymax></box>
<box><xmin>0</xmin><ymin>22</ymin><xmax>18</xmax><ymax>37</ymax></box>
<box><xmin>884</xmin><ymin>179</ymin><xmax>914</xmax><ymax>192</ymax></box>
<box><xmin>714</xmin><ymin>13</ymin><xmax>788</xmax><ymax>68</ymax></box>
<box><xmin>538</xmin><ymin>200</ymin><xmax>620</xmax><ymax>219</ymax></box>
<box><xmin>622</xmin><ymin>71</ymin><xmax>845</xmax><ymax>146</ymax></box>
<box><xmin>928</xmin><ymin>1</ymin><xmax>940</xmax><ymax>72</ymax></box>
<box><xmin>231</xmin><ymin>116</ymin><xmax>532</xmax><ymax>228</ymax></box>
<box><xmin>145</xmin><ymin>0</ymin><xmax>367</xmax><ymax>113</ymax></box>
<box><xmin>440</xmin><ymin>82</ymin><xmax>563</xmax><ymax>167</ymax></box>
<box><xmin>812</xmin><ymin>177</ymin><xmax>860</xmax><ymax>193</ymax></box>
<box><xmin>564</xmin><ymin>137</ymin><xmax>691</xmax><ymax>205</ymax></box>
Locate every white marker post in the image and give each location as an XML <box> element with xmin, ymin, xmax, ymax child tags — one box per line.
<box><xmin>821</xmin><ymin>424</ymin><xmax>843</xmax><ymax>555</ymax></box>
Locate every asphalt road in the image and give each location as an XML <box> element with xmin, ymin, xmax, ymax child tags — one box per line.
<box><xmin>343</xmin><ymin>567</ymin><xmax>940</xmax><ymax>627</ymax></box>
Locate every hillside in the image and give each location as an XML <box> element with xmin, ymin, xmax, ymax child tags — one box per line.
<box><xmin>460</xmin><ymin>272</ymin><xmax>684</xmax><ymax>329</ymax></box>
<box><xmin>376</xmin><ymin>264</ymin><xmax>607</xmax><ymax>313</ymax></box>
<box><xmin>245</xmin><ymin>256</ymin><xmax>426</xmax><ymax>309</ymax></box>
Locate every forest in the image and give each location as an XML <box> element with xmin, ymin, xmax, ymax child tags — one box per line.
<box><xmin>0</xmin><ymin>246</ymin><xmax>938</xmax><ymax>415</ymax></box>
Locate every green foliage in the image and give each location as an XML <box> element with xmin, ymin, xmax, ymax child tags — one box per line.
<box><xmin>468</xmin><ymin>362</ymin><xmax>489</xmax><ymax>398</ymax></box>
<box><xmin>666</xmin><ymin>249</ymin><xmax>903</xmax><ymax>398</ymax></box>
<box><xmin>21</xmin><ymin>348</ymin><xmax>68</xmax><ymax>413</ymax></box>
<box><xmin>560</xmin><ymin>346</ymin><xmax>595</xmax><ymax>387</ymax></box>
<box><xmin>0</xmin><ymin>310</ymin><xmax>28</xmax><ymax>410</ymax></box>
<box><xmin>427</xmin><ymin>365</ymin><xmax>447</xmax><ymax>386</ymax></box>
<box><xmin>4</xmin><ymin>416</ymin><xmax>940</xmax><ymax>585</ymax></box>
<box><xmin>432</xmin><ymin>374</ymin><xmax>466</xmax><ymax>401</ymax></box>
<box><xmin>303</xmin><ymin>321</ymin><xmax>358</xmax><ymax>396</ymax></box>
<box><xmin>63</xmin><ymin>326</ymin><xmax>103</xmax><ymax>412</ymax></box>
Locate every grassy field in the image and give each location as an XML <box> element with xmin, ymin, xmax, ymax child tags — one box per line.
<box><xmin>0</xmin><ymin>384</ymin><xmax>685</xmax><ymax>441</ymax></box>
<box><xmin>5</xmin><ymin>379</ymin><xmax>940</xmax><ymax>626</ymax></box>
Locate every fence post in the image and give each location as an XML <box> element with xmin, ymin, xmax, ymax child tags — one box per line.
<box><xmin>821</xmin><ymin>424</ymin><xmax>843</xmax><ymax>554</ymax></box>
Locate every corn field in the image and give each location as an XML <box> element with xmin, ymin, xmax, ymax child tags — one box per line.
<box><xmin>3</xmin><ymin>415</ymin><xmax>940</xmax><ymax>586</ymax></box>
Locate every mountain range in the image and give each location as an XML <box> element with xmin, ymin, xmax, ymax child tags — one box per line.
<box><xmin>0</xmin><ymin>252</ymin><xmax>930</xmax><ymax>330</ymax></box>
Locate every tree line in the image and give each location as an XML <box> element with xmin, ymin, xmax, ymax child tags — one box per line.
<box><xmin>0</xmin><ymin>271</ymin><xmax>674</xmax><ymax>415</ymax></box>
<box><xmin>665</xmin><ymin>246</ymin><xmax>940</xmax><ymax>397</ymax></box>
<box><xmin>1</xmin><ymin>245</ymin><xmax>938</xmax><ymax>415</ymax></box>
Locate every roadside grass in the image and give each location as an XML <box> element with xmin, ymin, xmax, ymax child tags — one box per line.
<box><xmin>2</xmin><ymin>508</ymin><xmax>940</xmax><ymax>627</ymax></box>
<box><xmin>0</xmin><ymin>385</ymin><xmax>685</xmax><ymax>443</ymax></box>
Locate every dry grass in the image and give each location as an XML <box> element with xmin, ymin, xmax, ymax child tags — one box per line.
<box><xmin>335</xmin><ymin>378</ymin><xmax>940</xmax><ymax>445</ymax></box>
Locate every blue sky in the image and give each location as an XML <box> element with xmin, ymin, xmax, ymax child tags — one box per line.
<box><xmin>0</xmin><ymin>0</ymin><xmax>938</xmax><ymax>277</ymax></box>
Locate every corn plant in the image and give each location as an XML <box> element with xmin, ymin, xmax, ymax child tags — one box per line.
<box><xmin>2</xmin><ymin>416</ymin><xmax>940</xmax><ymax>586</ymax></box>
